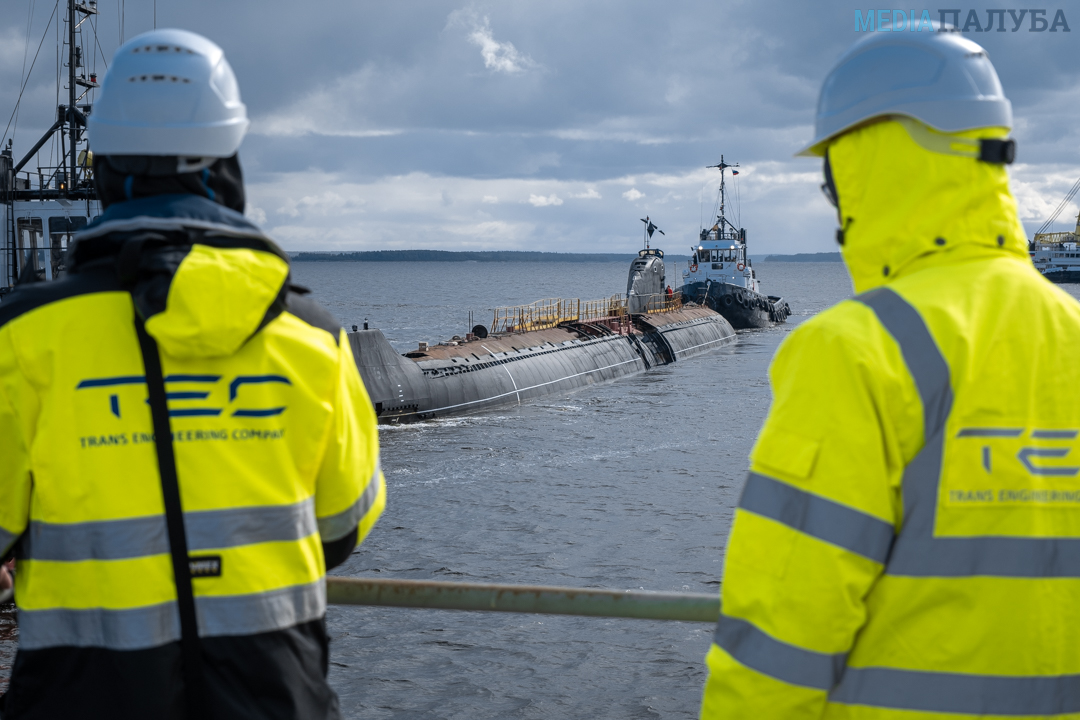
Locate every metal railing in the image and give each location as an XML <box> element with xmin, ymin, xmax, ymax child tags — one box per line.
<box><xmin>579</xmin><ymin>294</ymin><xmax>627</xmax><ymax>322</ymax></box>
<box><xmin>490</xmin><ymin>295</ymin><xmax>627</xmax><ymax>334</ymax></box>
<box><xmin>0</xmin><ymin>578</ymin><xmax>720</xmax><ymax>623</ymax></box>
<box><xmin>633</xmin><ymin>292</ymin><xmax>682</xmax><ymax>314</ymax></box>
<box><xmin>326</xmin><ymin>577</ymin><xmax>719</xmax><ymax>622</ymax></box>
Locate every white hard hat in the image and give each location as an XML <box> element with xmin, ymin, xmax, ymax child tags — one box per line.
<box><xmin>796</xmin><ymin>28</ymin><xmax>1012</xmax><ymax>157</ymax></box>
<box><xmin>88</xmin><ymin>29</ymin><xmax>248</xmax><ymax>158</ymax></box>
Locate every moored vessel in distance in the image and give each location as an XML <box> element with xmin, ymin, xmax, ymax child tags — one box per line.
<box><xmin>677</xmin><ymin>156</ymin><xmax>790</xmax><ymax>328</ymax></box>
<box><xmin>0</xmin><ymin>0</ymin><xmax>102</xmax><ymax>297</ymax></box>
<box><xmin>1030</xmin><ymin>211</ymin><xmax>1080</xmax><ymax>283</ymax></box>
<box><xmin>350</xmin><ymin>243</ymin><xmax>736</xmax><ymax>422</ymax></box>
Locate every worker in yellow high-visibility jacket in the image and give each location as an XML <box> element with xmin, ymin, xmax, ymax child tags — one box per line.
<box><xmin>699</xmin><ymin>29</ymin><xmax>1080</xmax><ymax>719</ymax></box>
<box><xmin>0</xmin><ymin>29</ymin><xmax>384</xmax><ymax>719</ymax></box>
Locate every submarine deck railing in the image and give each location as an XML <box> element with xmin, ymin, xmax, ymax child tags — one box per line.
<box><xmin>490</xmin><ymin>295</ymin><xmax>627</xmax><ymax>334</ymax></box>
<box><xmin>325</xmin><ymin>576</ymin><xmax>720</xmax><ymax>623</ymax></box>
<box><xmin>489</xmin><ymin>292</ymin><xmax>684</xmax><ymax>335</ymax></box>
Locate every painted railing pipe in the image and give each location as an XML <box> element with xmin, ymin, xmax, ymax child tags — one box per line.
<box><xmin>326</xmin><ymin>576</ymin><xmax>720</xmax><ymax>623</ymax></box>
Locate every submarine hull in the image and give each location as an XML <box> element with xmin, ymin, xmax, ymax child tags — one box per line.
<box><xmin>349</xmin><ymin>307</ymin><xmax>735</xmax><ymax>423</ymax></box>
<box><xmin>679</xmin><ymin>281</ymin><xmax>790</xmax><ymax>329</ymax></box>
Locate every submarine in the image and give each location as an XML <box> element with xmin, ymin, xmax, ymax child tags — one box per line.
<box><xmin>348</xmin><ymin>245</ymin><xmax>736</xmax><ymax>423</ymax></box>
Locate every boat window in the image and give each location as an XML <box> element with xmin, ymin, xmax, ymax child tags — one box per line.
<box><xmin>16</xmin><ymin>217</ymin><xmax>44</xmax><ymax>281</ymax></box>
<box><xmin>47</xmin><ymin>216</ymin><xmax>87</xmax><ymax>278</ymax></box>
<box><xmin>698</xmin><ymin>249</ymin><xmax>709</xmax><ymax>263</ymax></box>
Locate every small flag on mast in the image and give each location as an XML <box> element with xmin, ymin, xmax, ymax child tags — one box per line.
<box><xmin>640</xmin><ymin>216</ymin><xmax>665</xmax><ymax>238</ymax></box>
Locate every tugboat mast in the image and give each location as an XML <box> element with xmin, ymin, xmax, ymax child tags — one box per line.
<box><xmin>705</xmin><ymin>155</ymin><xmax>739</xmax><ymax>237</ymax></box>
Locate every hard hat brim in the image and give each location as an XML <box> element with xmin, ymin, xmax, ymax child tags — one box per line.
<box><xmin>88</xmin><ymin>116</ymin><xmax>249</xmax><ymax>157</ymax></box>
<box><xmin>794</xmin><ymin>98</ymin><xmax>1013</xmax><ymax>159</ymax></box>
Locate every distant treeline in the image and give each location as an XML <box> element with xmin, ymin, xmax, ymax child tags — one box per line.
<box><xmin>763</xmin><ymin>252</ymin><xmax>843</xmax><ymax>262</ymax></box>
<box><xmin>291</xmin><ymin>250</ymin><xmax>639</xmax><ymax>263</ymax></box>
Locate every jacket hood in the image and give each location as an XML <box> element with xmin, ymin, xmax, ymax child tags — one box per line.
<box><xmin>827</xmin><ymin>119</ymin><xmax>1028</xmax><ymax>294</ymax></box>
<box><xmin>71</xmin><ymin>194</ymin><xmax>291</xmax><ymax>360</ymax></box>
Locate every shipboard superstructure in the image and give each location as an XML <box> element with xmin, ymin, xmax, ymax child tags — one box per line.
<box><xmin>678</xmin><ymin>157</ymin><xmax>790</xmax><ymax>327</ymax></box>
<box><xmin>1</xmin><ymin>0</ymin><xmax>102</xmax><ymax>297</ymax></box>
<box><xmin>1030</xmin><ymin>211</ymin><xmax>1080</xmax><ymax>283</ymax></box>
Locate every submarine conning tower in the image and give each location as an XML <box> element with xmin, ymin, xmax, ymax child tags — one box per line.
<box><xmin>626</xmin><ymin>248</ymin><xmax>666</xmax><ymax>314</ymax></box>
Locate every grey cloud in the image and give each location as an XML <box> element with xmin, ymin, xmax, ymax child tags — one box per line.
<box><xmin>2</xmin><ymin>1</ymin><xmax>1078</xmax><ymax>255</ymax></box>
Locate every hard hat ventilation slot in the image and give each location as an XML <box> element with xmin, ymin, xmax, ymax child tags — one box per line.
<box><xmin>127</xmin><ymin>75</ymin><xmax>192</xmax><ymax>83</ymax></box>
<box><xmin>132</xmin><ymin>45</ymin><xmax>195</xmax><ymax>55</ymax></box>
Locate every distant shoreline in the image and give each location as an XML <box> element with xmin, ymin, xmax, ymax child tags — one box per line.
<box><xmin>290</xmin><ymin>250</ymin><xmax>640</xmax><ymax>263</ymax></box>
<box><xmin>288</xmin><ymin>249</ymin><xmax>842</xmax><ymax>263</ymax></box>
<box><xmin>762</xmin><ymin>252</ymin><xmax>842</xmax><ymax>262</ymax></box>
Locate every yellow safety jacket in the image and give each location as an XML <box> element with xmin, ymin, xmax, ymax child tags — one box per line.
<box><xmin>0</xmin><ymin>194</ymin><xmax>384</xmax><ymax>719</ymax></box>
<box><xmin>701</xmin><ymin>120</ymin><xmax>1080</xmax><ymax>719</ymax></box>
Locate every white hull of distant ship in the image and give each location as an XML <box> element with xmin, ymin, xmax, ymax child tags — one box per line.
<box><xmin>677</xmin><ymin>157</ymin><xmax>790</xmax><ymax>329</ymax></box>
<box><xmin>0</xmin><ymin>0</ymin><xmax>103</xmax><ymax>299</ymax></box>
<box><xmin>1030</xmin><ymin>211</ymin><xmax>1080</xmax><ymax>283</ymax></box>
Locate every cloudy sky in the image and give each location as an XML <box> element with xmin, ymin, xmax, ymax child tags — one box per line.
<box><xmin>2</xmin><ymin>1</ymin><xmax>1078</xmax><ymax>254</ymax></box>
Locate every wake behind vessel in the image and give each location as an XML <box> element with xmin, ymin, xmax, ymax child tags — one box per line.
<box><xmin>350</xmin><ymin>246</ymin><xmax>736</xmax><ymax>422</ymax></box>
<box><xmin>678</xmin><ymin>156</ymin><xmax>790</xmax><ymax>328</ymax></box>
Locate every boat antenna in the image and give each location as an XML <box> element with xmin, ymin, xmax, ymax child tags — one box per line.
<box><xmin>706</xmin><ymin>155</ymin><xmax>739</xmax><ymax>236</ymax></box>
<box><xmin>640</xmin><ymin>216</ymin><xmax>665</xmax><ymax>249</ymax></box>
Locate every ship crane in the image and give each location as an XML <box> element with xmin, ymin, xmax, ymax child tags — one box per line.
<box><xmin>1032</xmin><ymin>175</ymin><xmax>1080</xmax><ymax>247</ymax></box>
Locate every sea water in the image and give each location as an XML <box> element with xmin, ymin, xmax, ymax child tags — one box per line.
<box><xmin>4</xmin><ymin>260</ymin><xmax>1059</xmax><ymax>718</ymax></box>
<box><xmin>302</xmin><ymin>259</ymin><xmax>849</xmax><ymax>719</ymax></box>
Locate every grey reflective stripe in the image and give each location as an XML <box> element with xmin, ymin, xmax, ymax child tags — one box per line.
<box><xmin>856</xmin><ymin>288</ymin><xmax>952</xmax><ymax>574</ymax></box>
<box><xmin>856</xmin><ymin>288</ymin><xmax>952</xmax><ymax>439</ymax></box>
<box><xmin>18</xmin><ymin>602</ymin><xmax>180</xmax><ymax>651</ymax></box>
<box><xmin>197</xmin><ymin>579</ymin><xmax>326</xmax><ymax>637</ymax></box>
<box><xmin>318</xmin><ymin>462</ymin><xmax>382</xmax><ymax>542</ymax></box>
<box><xmin>713</xmin><ymin>615</ymin><xmax>846</xmax><ymax>691</ymax></box>
<box><xmin>739</xmin><ymin>472</ymin><xmax>894</xmax><ymax>564</ymax></box>
<box><xmin>18</xmin><ymin>580</ymin><xmax>326</xmax><ymax>650</ymax></box>
<box><xmin>186</xmin><ymin>498</ymin><xmax>316</xmax><ymax>551</ymax></box>
<box><xmin>0</xmin><ymin>525</ymin><xmax>19</xmax><ymax>557</ymax></box>
<box><xmin>884</xmin><ymin>535</ymin><xmax>1080</xmax><ymax>577</ymax></box>
<box><xmin>831</xmin><ymin>666</ymin><xmax>1080</xmax><ymax>715</ymax></box>
<box><xmin>23</xmin><ymin>498</ymin><xmax>318</xmax><ymax>561</ymax></box>
<box><xmin>23</xmin><ymin>515</ymin><xmax>168</xmax><ymax>561</ymax></box>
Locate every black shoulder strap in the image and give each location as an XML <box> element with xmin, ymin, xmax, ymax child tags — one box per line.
<box><xmin>134</xmin><ymin>315</ymin><xmax>207</xmax><ymax>718</ymax></box>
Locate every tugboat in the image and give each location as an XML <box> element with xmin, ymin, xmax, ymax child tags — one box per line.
<box><xmin>677</xmin><ymin>156</ymin><xmax>790</xmax><ymax>328</ymax></box>
<box><xmin>0</xmin><ymin>0</ymin><xmax>103</xmax><ymax>298</ymax></box>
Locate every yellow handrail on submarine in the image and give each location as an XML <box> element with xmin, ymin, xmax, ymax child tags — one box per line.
<box><xmin>487</xmin><ymin>292</ymin><xmax>682</xmax><ymax>335</ymax></box>
<box><xmin>490</xmin><ymin>295</ymin><xmax>627</xmax><ymax>334</ymax></box>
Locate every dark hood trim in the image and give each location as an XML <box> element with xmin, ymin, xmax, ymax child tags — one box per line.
<box><xmin>74</xmin><ymin>194</ymin><xmax>281</xmax><ymax>255</ymax></box>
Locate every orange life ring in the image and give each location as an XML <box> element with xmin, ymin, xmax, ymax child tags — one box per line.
<box><xmin>737</xmin><ymin>263</ymin><xmax>745</xmax><ymax>271</ymax></box>
<box><xmin>689</xmin><ymin>264</ymin><xmax>698</xmax><ymax>272</ymax></box>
